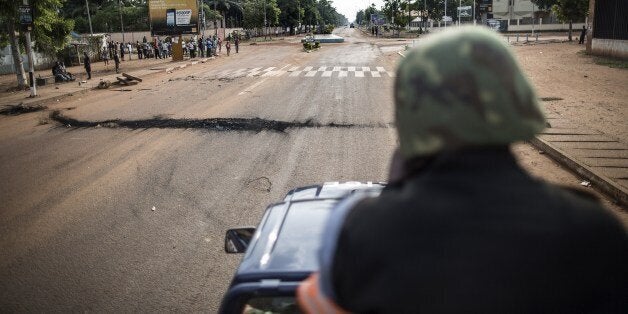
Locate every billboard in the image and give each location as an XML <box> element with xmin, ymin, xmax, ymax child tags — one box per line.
<box><xmin>149</xmin><ymin>0</ymin><xmax>199</xmax><ymax>36</ymax></box>
<box><xmin>457</xmin><ymin>6</ymin><xmax>472</xmax><ymax>18</ymax></box>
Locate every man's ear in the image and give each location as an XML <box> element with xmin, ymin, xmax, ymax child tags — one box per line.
<box><xmin>388</xmin><ymin>148</ymin><xmax>406</xmax><ymax>185</ymax></box>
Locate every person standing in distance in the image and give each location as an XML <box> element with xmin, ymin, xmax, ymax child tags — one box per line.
<box><xmin>298</xmin><ymin>27</ymin><xmax>628</xmax><ymax>314</ymax></box>
<box><xmin>83</xmin><ymin>51</ymin><xmax>91</xmax><ymax>80</ymax></box>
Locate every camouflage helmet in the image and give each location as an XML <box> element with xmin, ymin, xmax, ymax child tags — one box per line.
<box><xmin>395</xmin><ymin>26</ymin><xmax>545</xmax><ymax>158</ymax></box>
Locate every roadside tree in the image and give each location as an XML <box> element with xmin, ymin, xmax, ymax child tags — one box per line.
<box><xmin>552</xmin><ymin>0</ymin><xmax>588</xmax><ymax>41</ymax></box>
<box><xmin>0</xmin><ymin>0</ymin><xmax>74</xmax><ymax>88</ymax></box>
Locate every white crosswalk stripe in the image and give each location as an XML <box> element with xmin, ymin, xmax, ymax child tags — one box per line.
<box><xmin>209</xmin><ymin>65</ymin><xmax>393</xmax><ymax>79</ymax></box>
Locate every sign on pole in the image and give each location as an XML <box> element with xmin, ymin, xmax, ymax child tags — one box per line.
<box><xmin>19</xmin><ymin>5</ymin><xmax>34</xmax><ymax>27</ymax></box>
<box><xmin>148</xmin><ymin>0</ymin><xmax>199</xmax><ymax>36</ymax></box>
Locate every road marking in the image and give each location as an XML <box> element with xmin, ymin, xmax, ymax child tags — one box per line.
<box><xmin>239</xmin><ymin>64</ymin><xmax>290</xmax><ymax>95</ymax></box>
<box><xmin>238</xmin><ymin>79</ymin><xmax>268</xmax><ymax>95</ymax></box>
<box><xmin>220</xmin><ymin>65</ymin><xmax>393</xmax><ymax>79</ymax></box>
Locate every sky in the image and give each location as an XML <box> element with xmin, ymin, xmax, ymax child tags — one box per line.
<box><xmin>333</xmin><ymin>0</ymin><xmax>385</xmax><ymax>23</ymax></box>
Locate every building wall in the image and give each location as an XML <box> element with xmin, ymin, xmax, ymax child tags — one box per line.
<box><xmin>588</xmin><ymin>0</ymin><xmax>628</xmax><ymax>59</ymax></box>
<box><xmin>0</xmin><ymin>46</ymin><xmax>56</xmax><ymax>75</ymax></box>
<box><xmin>591</xmin><ymin>39</ymin><xmax>628</xmax><ymax>59</ymax></box>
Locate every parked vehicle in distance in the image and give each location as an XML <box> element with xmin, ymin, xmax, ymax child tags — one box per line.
<box><xmin>350</xmin><ymin>23</ymin><xmax>355</xmax><ymax>28</ymax></box>
<box><xmin>219</xmin><ymin>182</ymin><xmax>385</xmax><ymax>314</ymax></box>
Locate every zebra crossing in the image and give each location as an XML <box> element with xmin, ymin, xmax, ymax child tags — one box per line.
<box><xmin>206</xmin><ymin>66</ymin><xmax>395</xmax><ymax>79</ymax></box>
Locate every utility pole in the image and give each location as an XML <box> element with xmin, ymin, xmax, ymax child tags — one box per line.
<box><xmin>23</xmin><ymin>0</ymin><xmax>36</xmax><ymax>97</ymax></box>
<box><xmin>424</xmin><ymin>0</ymin><xmax>427</xmax><ymax>31</ymax></box>
<box><xmin>458</xmin><ymin>0</ymin><xmax>461</xmax><ymax>26</ymax></box>
<box><xmin>118</xmin><ymin>0</ymin><xmax>125</xmax><ymax>42</ymax></box>
<box><xmin>85</xmin><ymin>0</ymin><xmax>93</xmax><ymax>35</ymax></box>
<box><xmin>473</xmin><ymin>0</ymin><xmax>476</xmax><ymax>25</ymax></box>
<box><xmin>531</xmin><ymin>2</ymin><xmax>535</xmax><ymax>36</ymax></box>
<box><xmin>444</xmin><ymin>0</ymin><xmax>447</xmax><ymax>28</ymax></box>
<box><xmin>264</xmin><ymin>0</ymin><xmax>267</xmax><ymax>40</ymax></box>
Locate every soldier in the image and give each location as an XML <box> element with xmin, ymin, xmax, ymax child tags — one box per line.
<box><xmin>298</xmin><ymin>27</ymin><xmax>628</xmax><ymax>313</ymax></box>
<box><xmin>83</xmin><ymin>51</ymin><xmax>91</xmax><ymax>80</ymax></box>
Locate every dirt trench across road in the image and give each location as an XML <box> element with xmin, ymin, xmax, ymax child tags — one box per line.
<box><xmin>0</xmin><ymin>28</ymin><xmax>625</xmax><ymax>312</ymax></box>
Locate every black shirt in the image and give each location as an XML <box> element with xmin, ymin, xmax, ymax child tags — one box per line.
<box><xmin>331</xmin><ymin>149</ymin><xmax>627</xmax><ymax>313</ymax></box>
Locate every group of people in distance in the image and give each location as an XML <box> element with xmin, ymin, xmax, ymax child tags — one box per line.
<box><xmin>72</xmin><ymin>33</ymin><xmax>242</xmax><ymax>81</ymax></box>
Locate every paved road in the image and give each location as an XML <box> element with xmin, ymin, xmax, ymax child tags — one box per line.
<box><xmin>0</xmin><ymin>28</ymin><xmax>623</xmax><ymax>312</ymax></box>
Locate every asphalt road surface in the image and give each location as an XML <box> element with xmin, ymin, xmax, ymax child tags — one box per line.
<box><xmin>0</xmin><ymin>28</ymin><xmax>623</xmax><ymax>312</ymax></box>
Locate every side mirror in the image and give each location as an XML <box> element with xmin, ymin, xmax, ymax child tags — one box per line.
<box><xmin>225</xmin><ymin>227</ymin><xmax>256</xmax><ymax>253</ymax></box>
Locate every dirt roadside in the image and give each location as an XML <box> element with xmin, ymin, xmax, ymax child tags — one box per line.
<box><xmin>514</xmin><ymin>42</ymin><xmax>627</xmax><ymax>143</ymax></box>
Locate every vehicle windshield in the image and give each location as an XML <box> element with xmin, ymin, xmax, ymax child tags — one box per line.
<box><xmin>242</xmin><ymin>296</ymin><xmax>301</xmax><ymax>314</ymax></box>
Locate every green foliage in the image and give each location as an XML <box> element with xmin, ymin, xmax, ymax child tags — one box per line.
<box><xmin>60</xmin><ymin>0</ymin><xmax>149</xmax><ymax>33</ymax></box>
<box><xmin>302</xmin><ymin>40</ymin><xmax>319</xmax><ymax>50</ymax></box>
<box><xmin>201</xmin><ymin>3</ymin><xmax>222</xmax><ymax>22</ymax></box>
<box><xmin>552</xmin><ymin>0</ymin><xmax>588</xmax><ymax>23</ymax></box>
<box><xmin>277</xmin><ymin>0</ymin><xmax>302</xmax><ymax>32</ymax></box>
<box><xmin>242</xmin><ymin>0</ymin><xmax>280</xmax><ymax>29</ymax></box>
<box><xmin>531</xmin><ymin>0</ymin><xmax>558</xmax><ymax>11</ymax></box>
<box><xmin>0</xmin><ymin>0</ymin><xmax>74</xmax><ymax>55</ymax></box>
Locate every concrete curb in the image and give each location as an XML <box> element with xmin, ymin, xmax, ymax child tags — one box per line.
<box><xmin>529</xmin><ymin>137</ymin><xmax>627</xmax><ymax>207</ymax></box>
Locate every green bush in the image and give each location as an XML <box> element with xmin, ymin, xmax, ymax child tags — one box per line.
<box><xmin>303</xmin><ymin>41</ymin><xmax>320</xmax><ymax>51</ymax></box>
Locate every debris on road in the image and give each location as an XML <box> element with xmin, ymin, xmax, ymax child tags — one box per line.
<box><xmin>49</xmin><ymin>111</ymin><xmax>382</xmax><ymax>133</ymax></box>
<box><xmin>97</xmin><ymin>80</ymin><xmax>111</xmax><ymax>89</ymax></box>
<box><xmin>581</xmin><ymin>181</ymin><xmax>591</xmax><ymax>187</ymax></box>
<box><xmin>0</xmin><ymin>103</ymin><xmax>47</xmax><ymax>116</ymax></box>
<box><xmin>114</xmin><ymin>73</ymin><xmax>143</xmax><ymax>86</ymax></box>
<box><xmin>152</xmin><ymin>206</ymin><xmax>156</xmax><ymax>211</ymax></box>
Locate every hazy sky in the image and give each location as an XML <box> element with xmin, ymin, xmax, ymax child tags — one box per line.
<box><xmin>334</xmin><ymin>0</ymin><xmax>385</xmax><ymax>22</ymax></box>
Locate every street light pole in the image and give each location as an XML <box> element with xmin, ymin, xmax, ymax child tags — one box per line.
<box><xmin>118</xmin><ymin>0</ymin><xmax>125</xmax><ymax>43</ymax></box>
<box><xmin>458</xmin><ymin>0</ymin><xmax>461</xmax><ymax>26</ymax></box>
<box><xmin>531</xmin><ymin>2</ymin><xmax>535</xmax><ymax>36</ymax></box>
<box><xmin>23</xmin><ymin>0</ymin><xmax>36</xmax><ymax>97</ymax></box>
<box><xmin>85</xmin><ymin>0</ymin><xmax>93</xmax><ymax>35</ymax></box>
<box><xmin>444</xmin><ymin>0</ymin><xmax>447</xmax><ymax>28</ymax></box>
